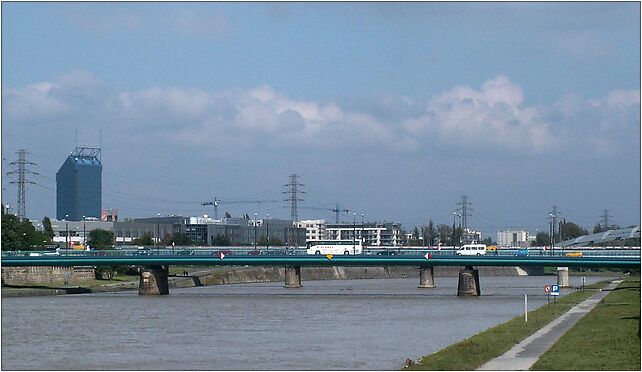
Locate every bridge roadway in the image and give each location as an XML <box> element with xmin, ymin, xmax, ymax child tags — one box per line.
<box><xmin>2</xmin><ymin>248</ymin><xmax>639</xmax><ymax>296</ymax></box>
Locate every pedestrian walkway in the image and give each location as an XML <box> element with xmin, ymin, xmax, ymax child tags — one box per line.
<box><xmin>477</xmin><ymin>279</ymin><xmax>623</xmax><ymax>371</ymax></box>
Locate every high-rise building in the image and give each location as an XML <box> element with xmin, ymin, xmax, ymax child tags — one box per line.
<box><xmin>56</xmin><ymin>147</ymin><xmax>102</xmax><ymax>221</ymax></box>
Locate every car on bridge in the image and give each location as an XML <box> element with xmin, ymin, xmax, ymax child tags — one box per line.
<box><xmin>565</xmin><ymin>251</ymin><xmax>583</xmax><ymax>257</ymax></box>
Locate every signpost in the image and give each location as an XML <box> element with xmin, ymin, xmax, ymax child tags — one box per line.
<box><xmin>544</xmin><ymin>284</ymin><xmax>551</xmax><ymax>304</ymax></box>
<box><xmin>550</xmin><ymin>284</ymin><xmax>560</xmax><ymax>304</ymax></box>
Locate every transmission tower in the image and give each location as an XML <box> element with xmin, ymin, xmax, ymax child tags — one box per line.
<box><xmin>283</xmin><ymin>174</ymin><xmax>305</xmax><ymax>247</ymax></box>
<box><xmin>456</xmin><ymin>195</ymin><xmax>473</xmax><ymax>230</ymax></box>
<box><xmin>6</xmin><ymin>149</ymin><xmax>38</xmax><ymax>220</ymax></box>
<box><xmin>600</xmin><ymin>209</ymin><xmax>610</xmax><ymax>229</ymax></box>
<box><xmin>283</xmin><ymin>174</ymin><xmax>305</xmax><ymax>224</ymax></box>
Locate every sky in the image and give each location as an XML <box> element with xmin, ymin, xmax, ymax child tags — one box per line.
<box><xmin>1</xmin><ymin>2</ymin><xmax>640</xmax><ymax>240</ymax></box>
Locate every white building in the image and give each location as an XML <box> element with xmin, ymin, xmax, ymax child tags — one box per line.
<box><xmin>296</xmin><ymin>219</ymin><xmax>327</xmax><ymax>241</ymax></box>
<box><xmin>326</xmin><ymin>222</ymin><xmax>403</xmax><ymax>246</ymax></box>
<box><xmin>497</xmin><ymin>229</ymin><xmax>530</xmax><ymax>247</ymax></box>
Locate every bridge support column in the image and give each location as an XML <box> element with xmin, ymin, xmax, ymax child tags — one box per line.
<box><xmin>284</xmin><ymin>266</ymin><xmax>302</xmax><ymax>288</ymax></box>
<box><xmin>139</xmin><ymin>265</ymin><xmax>169</xmax><ymax>295</ymax></box>
<box><xmin>557</xmin><ymin>267</ymin><xmax>570</xmax><ymax>288</ymax></box>
<box><xmin>457</xmin><ymin>266</ymin><xmax>480</xmax><ymax>296</ymax></box>
<box><xmin>418</xmin><ymin>266</ymin><xmax>436</xmax><ymax>288</ymax></box>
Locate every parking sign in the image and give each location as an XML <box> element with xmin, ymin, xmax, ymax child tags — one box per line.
<box><xmin>551</xmin><ymin>284</ymin><xmax>560</xmax><ymax>296</ymax></box>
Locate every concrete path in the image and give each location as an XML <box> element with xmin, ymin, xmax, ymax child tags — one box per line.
<box><xmin>477</xmin><ymin>279</ymin><xmax>623</xmax><ymax>371</ymax></box>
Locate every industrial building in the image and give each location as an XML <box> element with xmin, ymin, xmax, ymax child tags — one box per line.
<box><xmin>56</xmin><ymin>147</ymin><xmax>102</xmax><ymax>221</ymax></box>
<box><xmin>39</xmin><ymin>215</ymin><xmax>306</xmax><ymax>247</ymax></box>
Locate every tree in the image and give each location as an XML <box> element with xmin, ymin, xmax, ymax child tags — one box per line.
<box><xmin>88</xmin><ymin>229</ymin><xmax>114</xmax><ymax>249</ymax></box>
<box><xmin>211</xmin><ymin>234</ymin><xmax>231</xmax><ymax>246</ymax></box>
<box><xmin>42</xmin><ymin>216</ymin><xmax>55</xmax><ymax>243</ymax></box>
<box><xmin>436</xmin><ymin>224</ymin><xmax>452</xmax><ymax>245</ymax></box>
<box><xmin>171</xmin><ymin>233</ymin><xmax>193</xmax><ymax>246</ymax></box>
<box><xmin>532</xmin><ymin>231</ymin><xmax>551</xmax><ymax>246</ymax></box>
<box><xmin>258</xmin><ymin>235</ymin><xmax>284</xmax><ymax>246</ymax></box>
<box><xmin>560</xmin><ymin>221</ymin><xmax>588</xmax><ymax>240</ymax></box>
<box><xmin>133</xmin><ymin>233</ymin><xmax>153</xmax><ymax>246</ymax></box>
<box><xmin>426</xmin><ymin>220</ymin><xmax>436</xmax><ymax>246</ymax></box>
<box><xmin>1</xmin><ymin>214</ymin><xmax>46</xmax><ymax>250</ymax></box>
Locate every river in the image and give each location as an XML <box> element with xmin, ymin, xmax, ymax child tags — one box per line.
<box><xmin>1</xmin><ymin>275</ymin><xmax>610</xmax><ymax>370</ymax></box>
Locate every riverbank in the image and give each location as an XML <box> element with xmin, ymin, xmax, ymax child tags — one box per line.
<box><xmin>2</xmin><ymin>265</ymin><xmax>528</xmax><ymax>297</ymax></box>
<box><xmin>405</xmin><ymin>276</ymin><xmax>639</xmax><ymax>370</ymax></box>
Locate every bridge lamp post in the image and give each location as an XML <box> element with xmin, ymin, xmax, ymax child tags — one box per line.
<box><xmin>361</xmin><ymin>213</ymin><xmax>365</xmax><ymax>252</ymax></box>
<box><xmin>254</xmin><ymin>213</ymin><xmax>257</xmax><ymax>251</ymax></box>
<box><xmin>156</xmin><ymin>213</ymin><xmax>160</xmax><ymax>250</ymax></box>
<box><xmin>82</xmin><ymin>216</ymin><xmax>86</xmax><ymax>247</ymax></box>
<box><xmin>266</xmin><ymin>213</ymin><xmax>270</xmax><ymax>251</ymax></box>
<box><xmin>65</xmin><ymin>214</ymin><xmax>69</xmax><ymax>252</ymax></box>
<box><xmin>353</xmin><ymin>213</ymin><xmax>356</xmax><ymax>255</ymax></box>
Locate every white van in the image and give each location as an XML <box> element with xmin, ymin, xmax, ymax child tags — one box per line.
<box><xmin>455</xmin><ymin>244</ymin><xmax>487</xmax><ymax>256</ymax></box>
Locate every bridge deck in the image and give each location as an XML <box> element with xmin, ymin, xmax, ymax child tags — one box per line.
<box><xmin>1</xmin><ymin>254</ymin><xmax>639</xmax><ymax>268</ymax></box>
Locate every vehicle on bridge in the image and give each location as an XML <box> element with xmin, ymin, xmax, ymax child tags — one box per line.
<box><xmin>306</xmin><ymin>240</ymin><xmax>363</xmax><ymax>255</ymax></box>
<box><xmin>455</xmin><ymin>244</ymin><xmax>487</xmax><ymax>256</ymax></box>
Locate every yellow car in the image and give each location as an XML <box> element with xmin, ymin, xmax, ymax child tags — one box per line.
<box><xmin>565</xmin><ymin>252</ymin><xmax>583</xmax><ymax>257</ymax></box>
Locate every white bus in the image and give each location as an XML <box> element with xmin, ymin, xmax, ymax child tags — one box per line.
<box><xmin>306</xmin><ymin>240</ymin><xmax>363</xmax><ymax>255</ymax></box>
<box><xmin>455</xmin><ymin>244</ymin><xmax>487</xmax><ymax>256</ymax></box>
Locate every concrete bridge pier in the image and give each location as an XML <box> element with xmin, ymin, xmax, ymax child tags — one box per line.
<box><xmin>418</xmin><ymin>266</ymin><xmax>436</xmax><ymax>288</ymax></box>
<box><xmin>139</xmin><ymin>265</ymin><xmax>169</xmax><ymax>295</ymax></box>
<box><xmin>457</xmin><ymin>266</ymin><xmax>480</xmax><ymax>296</ymax></box>
<box><xmin>284</xmin><ymin>266</ymin><xmax>302</xmax><ymax>288</ymax></box>
<box><xmin>557</xmin><ymin>267</ymin><xmax>570</xmax><ymax>288</ymax></box>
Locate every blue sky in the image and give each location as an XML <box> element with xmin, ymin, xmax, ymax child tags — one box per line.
<box><xmin>2</xmin><ymin>2</ymin><xmax>640</xmax><ymax>239</ymax></box>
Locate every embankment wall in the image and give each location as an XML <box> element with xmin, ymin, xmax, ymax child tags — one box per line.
<box><xmin>171</xmin><ymin>266</ymin><xmax>527</xmax><ymax>288</ymax></box>
<box><xmin>1</xmin><ymin>266</ymin><xmax>95</xmax><ymax>285</ymax></box>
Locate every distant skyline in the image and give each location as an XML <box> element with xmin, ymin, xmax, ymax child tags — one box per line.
<box><xmin>2</xmin><ymin>2</ymin><xmax>640</xmax><ymax>239</ymax></box>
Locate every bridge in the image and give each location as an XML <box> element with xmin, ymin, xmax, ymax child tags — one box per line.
<box><xmin>2</xmin><ymin>247</ymin><xmax>639</xmax><ymax>296</ymax></box>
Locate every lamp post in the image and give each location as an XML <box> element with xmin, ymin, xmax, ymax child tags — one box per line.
<box><xmin>549</xmin><ymin>213</ymin><xmax>555</xmax><ymax>257</ymax></box>
<box><xmin>156</xmin><ymin>213</ymin><xmax>160</xmax><ymax>250</ymax></box>
<box><xmin>352</xmin><ymin>212</ymin><xmax>356</xmax><ymax>255</ymax></box>
<box><xmin>254</xmin><ymin>212</ymin><xmax>258</xmax><ymax>251</ymax></box>
<box><xmin>65</xmin><ymin>214</ymin><xmax>69</xmax><ymax>251</ymax></box>
<box><xmin>266</xmin><ymin>213</ymin><xmax>270</xmax><ymax>250</ymax></box>
<box><xmin>361</xmin><ymin>213</ymin><xmax>365</xmax><ymax>253</ymax></box>
<box><xmin>82</xmin><ymin>215</ymin><xmax>86</xmax><ymax>247</ymax></box>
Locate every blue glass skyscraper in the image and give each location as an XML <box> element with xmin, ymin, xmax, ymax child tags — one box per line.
<box><xmin>56</xmin><ymin>147</ymin><xmax>102</xmax><ymax>221</ymax></box>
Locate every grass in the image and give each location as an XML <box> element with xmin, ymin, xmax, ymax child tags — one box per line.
<box><xmin>406</xmin><ymin>280</ymin><xmax>611</xmax><ymax>371</ymax></box>
<box><xmin>532</xmin><ymin>277</ymin><xmax>641</xmax><ymax>370</ymax></box>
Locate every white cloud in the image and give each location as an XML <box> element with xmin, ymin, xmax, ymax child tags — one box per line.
<box><xmin>404</xmin><ymin>75</ymin><xmax>556</xmax><ymax>153</ymax></box>
<box><xmin>3</xmin><ymin>72</ymin><xmax>638</xmax><ymax>158</ymax></box>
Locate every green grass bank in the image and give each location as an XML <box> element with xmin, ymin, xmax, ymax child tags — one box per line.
<box><xmin>406</xmin><ymin>280</ymin><xmax>612</xmax><ymax>371</ymax></box>
<box><xmin>532</xmin><ymin>277</ymin><xmax>640</xmax><ymax>370</ymax></box>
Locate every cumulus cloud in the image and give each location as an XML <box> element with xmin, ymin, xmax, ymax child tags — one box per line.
<box><xmin>3</xmin><ymin>72</ymin><xmax>639</xmax><ymax>158</ymax></box>
<box><xmin>403</xmin><ymin>75</ymin><xmax>555</xmax><ymax>153</ymax></box>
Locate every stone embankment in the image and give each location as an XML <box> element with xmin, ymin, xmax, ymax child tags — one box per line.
<box><xmin>170</xmin><ymin>266</ymin><xmax>531</xmax><ymax>289</ymax></box>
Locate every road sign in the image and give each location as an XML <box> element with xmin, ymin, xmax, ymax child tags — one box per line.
<box><xmin>551</xmin><ymin>284</ymin><xmax>560</xmax><ymax>296</ymax></box>
<box><xmin>424</xmin><ymin>253</ymin><xmax>432</xmax><ymax>260</ymax></box>
<box><xmin>544</xmin><ymin>285</ymin><xmax>551</xmax><ymax>293</ymax></box>
<box><xmin>326</xmin><ymin>254</ymin><xmax>333</xmax><ymax>260</ymax></box>
<box><xmin>217</xmin><ymin>251</ymin><xmax>225</xmax><ymax>259</ymax></box>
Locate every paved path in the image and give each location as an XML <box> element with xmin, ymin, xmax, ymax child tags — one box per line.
<box><xmin>477</xmin><ymin>279</ymin><xmax>623</xmax><ymax>371</ymax></box>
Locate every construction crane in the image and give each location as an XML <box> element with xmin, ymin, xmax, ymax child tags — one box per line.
<box><xmin>201</xmin><ymin>197</ymin><xmax>278</xmax><ymax>219</ymax></box>
<box><xmin>299</xmin><ymin>204</ymin><xmax>350</xmax><ymax>223</ymax></box>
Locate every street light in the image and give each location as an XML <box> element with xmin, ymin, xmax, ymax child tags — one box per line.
<box><xmin>266</xmin><ymin>213</ymin><xmax>270</xmax><ymax>250</ymax></box>
<box><xmin>361</xmin><ymin>213</ymin><xmax>365</xmax><ymax>252</ymax></box>
<box><xmin>352</xmin><ymin>212</ymin><xmax>356</xmax><ymax>255</ymax></box>
<box><xmin>65</xmin><ymin>214</ymin><xmax>69</xmax><ymax>251</ymax></box>
<box><xmin>157</xmin><ymin>212</ymin><xmax>160</xmax><ymax>249</ymax></box>
<box><xmin>82</xmin><ymin>215</ymin><xmax>86</xmax><ymax>247</ymax></box>
<box><xmin>254</xmin><ymin>212</ymin><xmax>258</xmax><ymax>250</ymax></box>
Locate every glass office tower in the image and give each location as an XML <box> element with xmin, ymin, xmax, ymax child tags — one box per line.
<box><xmin>56</xmin><ymin>147</ymin><xmax>102</xmax><ymax>221</ymax></box>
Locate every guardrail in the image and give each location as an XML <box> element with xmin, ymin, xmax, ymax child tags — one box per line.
<box><xmin>2</xmin><ymin>247</ymin><xmax>639</xmax><ymax>259</ymax></box>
